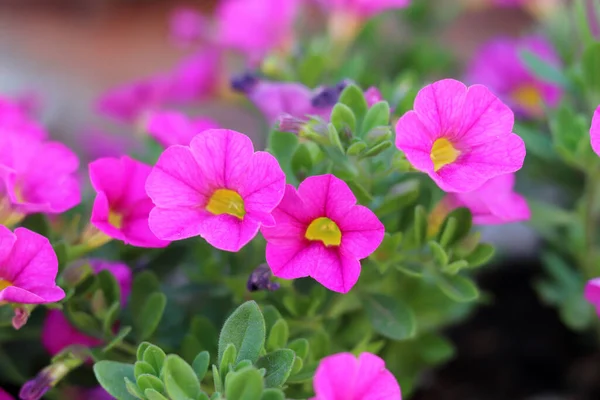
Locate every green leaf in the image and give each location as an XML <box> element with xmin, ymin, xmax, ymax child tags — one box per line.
<box><xmin>374</xmin><ymin>180</ymin><xmax>419</xmax><ymax>216</ymax></box>
<box><xmin>137</xmin><ymin>342</ymin><xmax>151</xmax><ymax>361</ymax></box>
<box><xmin>102</xmin><ymin>302</ymin><xmax>121</xmax><ymax>336</ymax></box>
<box><xmin>437</xmin><ymin>207</ymin><xmax>472</xmax><ymax>248</ymax></box>
<box><xmin>94</xmin><ymin>361</ymin><xmax>138</xmax><ymax>400</ymax></box>
<box><xmin>97</xmin><ymin>269</ymin><xmax>121</xmax><ymax>308</ymax></box>
<box><xmin>143</xmin><ymin>345</ymin><xmax>166</xmax><ymax>375</ymax></box>
<box><xmin>413</xmin><ymin>205</ymin><xmax>428</xmax><ymax>246</ymax></box>
<box><xmin>361</xmin><ymin>101</ymin><xmax>390</xmax><ymax>137</ymax></box>
<box><xmin>465</xmin><ymin>243</ymin><xmax>495</xmax><ymax>268</ymax></box>
<box><xmin>435</xmin><ymin>274</ymin><xmax>479</xmax><ymax>302</ymax></box>
<box><xmin>513</xmin><ymin>123</ymin><xmax>558</xmax><ymax>161</ymax></box>
<box><xmin>363</xmin><ymin>294</ymin><xmax>416</xmax><ymax>340</ymax></box>
<box><xmin>286</xmin><ymin>363</ymin><xmax>317</xmax><ymax>383</ymax></box>
<box><xmin>559</xmin><ymin>294</ymin><xmax>594</xmax><ymax>331</ymax></box>
<box><xmin>262</xmin><ymin>306</ymin><xmax>282</xmax><ymax>336</ymax></box>
<box><xmin>418</xmin><ymin>333</ymin><xmax>456</xmax><ymax>365</ymax></box>
<box><xmin>102</xmin><ymin>326</ymin><xmax>132</xmax><ymax>353</ymax></box>
<box><xmin>136</xmin><ymin>292</ymin><xmax>167</xmax><ymax>341</ymax></box>
<box><xmin>327</xmin><ymin>123</ymin><xmax>345</xmax><ymax>153</ymax></box>
<box><xmin>519</xmin><ymin>49</ymin><xmax>570</xmax><ymax>88</ymax></box>
<box><xmin>255</xmin><ymin>349</ymin><xmax>295</xmax><ymax>388</ymax></box>
<box><xmin>144</xmin><ymin>388</ymin><xmax>169</xmax><ymax>400</ymax></box>
<box><xmin>260</xmin><ymin>388</ymin><xmax>285</xmax><ymax>400</ymax></box>
<box><xmin>266</xmin><ymin>319</ymin><xmax>289</xmax><ymax>352</ymax></box>
<box><xmin>163</xmin><ymin>354</ymin><xmax>202</xmax><ymax>400</ymax></box>
<box><xmin>347</xmin><ymin>141</ymin><xmax>367</xmax><ymax>155</ymax></box>
<box><xmin>287</xmin><ymin>339</ymin><xmax>309</xmax><ymax>360</ymax></box>
<box><xmin>131</xmin><ymin>271</ymin><xmax>160</xmax><ymax>320</ymax></box>
<box><xmin>125</xmin><ymin>377</ymin><xmax>144</xmax><ymax>399</ymax></box>
<box><xmin>219</xmin><ymin>343</ymin><xmax>237</xmax><ymax>379</ymax></box>
<box><xmin>134</xmin><ymin>361</ymin><xmax>156</xmax><ymax>379</ymax></box>
<box><xmin>268</xmin><ymin>130</ymin><xmax>299</xmax><ymax>183</ymax></box>
<box><xmin>331</xmin><ymin>103</ymin><xmax>357</xmax><ymax>134</ymax></box>
<box><xmin>218</xmin><ymin>301</ymin><xmax>266</xmax><ymax>364</ymax></box>
<box><xmin>291</xmin><ymin>144</ymin><xmax>314</xmax><ymax>179</ymax></box>
<box><xmin>212</xmin><ymin>364</ymin><xmax>222</xmax><ymax>394</ymax></box>
<box><xmin>66</xmin><ymin>309</ymin><xmax>101</xmax><ymax>336</ymax></box>
<box><xmin>136</xmin><ymin>374</ymin><xmax>165</xmax><ymax>394</ymax></box>
<box><xmin>225</xmin><ymin>367</ymin><xmax>264</xmax><ymax>400</ymax></box>
<box><xmin>428</xmin><ymin>241</ymin><xmax>448</xmax><ymax>267</ymax></box>
<box><xmin>582</xmin><ymin>42</ymin><xmax>600</xmax><ymax>96</ymax></box>
<box><xmin>339</xmin><ymin>84</ymin><xmax>368</xmax><ymax>122</ymax></box>
<box><xmin>291</xmin><ymin>356</ymin><xmax>303</xmax><ymax>375</ymax></box>
<box><xmin>192</xmin><ymin>351</ymin><xmax>210</xmax><ymax>381</ymax></box>
<box><xmin>442</xmin><ymin>260</ymin><xmax>469</xmax><ymax>275</ymax></box>
<box><xmin>360</xmin><ymin>140</ymin><xmax>393</xmax><ymax>158</ymax></box>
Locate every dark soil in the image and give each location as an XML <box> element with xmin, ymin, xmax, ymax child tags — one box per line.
<box><xmin>413</xmin><ymin>261</ymin><xmax>600</xmax><ymax>400</ymax></box>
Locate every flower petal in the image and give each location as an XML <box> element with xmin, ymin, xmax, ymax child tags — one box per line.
<box><xmin>239</xmin><ymin>151</ymin><xmax>286</xmax><ymax>214</ymax></box>
<box><xmin>339</xmin><ymin>206</ymin><xmax>385</xmax><ymax>259</ymax></box>
<box><xmin>591</xmin><ymin>106</ymin><xmax>600</xmax><ymax>157</ymax></box>
<box><xmin>394</xmin><ymin>110</ymin><xmax>435</xmax><ymax>173</ymax></box>
<box><xmin>198</xmin><ymin>215</ymin><xmax>261</xmax><ymax>252</ymax></box>
<box><xmin>354</xmin><ymin>353</ymin><xmax>402</xmax><ymax>400</ymax></box>
<box><xmin>313</xmin><ymin>353</ymin><xmax>359</xmax><ymax>400</ymax></box>
<box><xmin>8</xmin><ymin>228</ymin><xmax>58</xmax><ymax>290</ymax></box>
<box><xmin>298</xmin><ymin>174</ymin><xmax>356</xmax><ymax>221</ymax></box>
<box><xmin>413</xmin><ymin>79</ymin><xmax>467</xmax><ymax>136</ymax></box>
<box><xmin>148</xmin><ymin>207</ymin><xmax>207</xmax><ymax>241</ymax></box>
<box><xmin>0</xmin><ymin>225</ymin><xmax>16</xmax><ymax>265</ymax></box>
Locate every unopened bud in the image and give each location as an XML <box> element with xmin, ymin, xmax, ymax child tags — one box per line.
<box><xmin>247</xmin><ymin>264</ymin><xmax>280</xmax><ymax>292</ymax></box>
<box><xmin>231</xmin><ymin>71</ymin><xmax>260</xmax><ymax>94</ymax></box>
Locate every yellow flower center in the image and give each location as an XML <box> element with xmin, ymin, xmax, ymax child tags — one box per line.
<box><xmin>511</xmin><ymin>84</ymin><xmax>543</xmax><ymax>114</ymax></box>
<box><xmin>109</xmin><ymin>211</ymin><xmax>124</xmax><ymax>229</ymax></box>
<box><xmin>0</xmin><ymin>279</ymin><xmax>12</xmax><ymax>291</ymax></box>
<box><xmin>430</xmin><ymin>138</ymin><xmax>461</xmax><ymax>172</ymax></box>
<box><xmin>206</xmin><ymin>189</ymin><xmax>246</xmax><ymax>220</ymax></box>
<box><xmin>0</xmin><ymin>197</ymin><xmax>25</xmax><ymax>228</ymax></box>
<box><xmin>305</xmin><ymin>217</ymin><xmax>342</xmax><ymax>247</ymax></box>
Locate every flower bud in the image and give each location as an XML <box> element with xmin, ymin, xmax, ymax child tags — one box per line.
<box><xmin>247</xmin><ymin>264</ymin><xmax>280</xmax><ymax>292</ymax></box>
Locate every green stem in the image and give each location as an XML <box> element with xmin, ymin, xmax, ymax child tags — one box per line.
<box><xmin>582</xmin><ymin>169</ymin><xmax>600</xmax><ymax>279</ymax></box>
<box><xmin>114</xmin><ymin>341</ymin><xmax>138</xmax><ymax>357</ymax></box>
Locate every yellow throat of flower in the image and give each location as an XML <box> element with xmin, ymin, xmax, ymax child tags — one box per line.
<box><xmin>109</xmin><ymin>211</ymin><xmax>124</xmax><ymax>229</ymax></box>
<box><xmin>430</xmin><ymin>138</ymin><xmax>460</xmax><ymax>172</ymax></box>
<box><xmin>305</xmin><ymin>217</ymin><xmax>342</xmax><ymax>247</ymax></box>
<box><xmin>206</xmin><ymin>189</ymin><xmax>246</xmax><ymax>220</ymax></box>
<box><xmin>0</xmin><ymin>279</ymin><xmax>13</xmax><ymax>291</ymax></box>
<box><xmin>511</xmin><ymin>84</ymin><xmax>543</xmax><ymax>114</ymax></box>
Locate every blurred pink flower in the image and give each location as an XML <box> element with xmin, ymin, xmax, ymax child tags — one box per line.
<box><xmin>0</xmin><ymin>95</ymin><xmax>46</xmax><ymax>139</ymax></box>
<box><xmin>261</xmin><ymin>174</ymin><xmax>384</xmax><ymax>293</ymax></box>
<box><xmin>590</xmin><ymin>105</ymin><xmax>600</xmax><ymax>157</ymax></box>
<box><xmin>84</xmin><ymin>387</ymin><xmax>114</xmax><ymax>400</ymax></box>
<box><xmin>466</xmin><ymin>35</ymin><xmax>562</xmax><ymax>118</ymax></box>
<box><xmin>364</xmin><ymin>86</ymin><xmax>384</xmax><ymax>107</ymax></box>
<box><xmin>0</xmin><ymin>387</ymin><xmax>12</xmax><ymax>400</ymax></box>
<box><xmin>395</xmin><ymin>79</ymin><xmax>525</xmax><ymax>193</ymax></box>
<box><xmin>0</xmin><ymin>134</ymin><xmax>80</xmax><ymax>226</ymax></box>
<box><xmin>312</xmin><ymin>352</ymin><xmax>401</xmax><ymax>400</ymax></box>
<box><xmin>585</xmin><ymin>278</ymin><xmax>600</xmax><ymax>316</ymax></box>
<box><xmin>0</xmin><ymin>226</ymin><xmax>64</xmax><ymax>304</ymax></box>
<box><xmin>442</xmin><ymin>173</ymin><xmax>530</xmax><ymax>225</ymax></box>
<box><xmin>42</xmin><ymin>260</ymin><xmax>132</xmax><ymax>356</ymax></box>
<box><xmin>215</xmin><ymin>0</ymin><xmax>300</xmax><ymax>62</ymax></box>
<box><xmin>78</xmin><ymin>129</ymin><xmax>139</xmax><ymax>160</ymax></box>
<box><xmin>169</xmin><ymin>7</ymin><xmax>206</xmax><ymax>46</ymax></box>
<box><xmin>147</xmin><ymin>111</ymin><xmax>220</xmax><ymax>147</ymax></box>
<box><xmin>146</xmin><ymin>129</ymin><xmax>286</xmax><ymax>252</ymax></box>
<box><xmin>315</xmin><ymin>0</ymin><xmax>411</xmax><ymax>18</ymax></box>
<box><xmin>89</xmin><ymin>156</ymin><xmax>170</xmax><ymax>248</ymax></box>
<box><xmin>166</xmin><ymin>48</ymin><xmax>221</xmax><ymax>103</ymax></box>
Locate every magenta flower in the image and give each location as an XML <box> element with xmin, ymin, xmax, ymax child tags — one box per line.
<box><xmin>466</xmin><ymin>35</ymin><xmax>562</xmax><ymax>118</ymax></box>
<box><xmin>585</xmin><ymin>278</ymin><xmax>600</xmax><ymax>316</ymax></box>
<box><xmin>315</xmin><ymin>0</ymin><xmax>410</xmax><ymax>18</ymax></box>
<box><xmin>0</xmin><ymin>226</ymin><xmax>64</xmax><ymax>304</ymax></box>
<box><xmin>0</xmin><ymin>96</ymin><xmax>46</xmax><ymax>139</ymax></box>
<box><xmin>146</xmin><ymin>129</ymin><xmax>286</xmax><ymax>252</ymax></box>
<box><xmin>0</xmin><ymin>134</ymin><xmax>80</xmax><ymax>227</ymax></box>
<box><xmin>169</xmin><ymin>7</ymin><xmax>206</xmax><ymax>46</ymax></box>
<box><xmin>166</xmin><ymin>48</ymin><xmax>221</xmax><ymax>103</ymax></box>
<box><xmin>261</xmin><ymin>174</ymin><xmax>384</xmax><ymax>293</ymax></box>
<box><xmin>312</xmin><ymin>352</ymin><xmax>401</xmax><ymax>400</ymax></box>
<box><xmin>89</xmin><ymin>156</ymin><xmax>170</xmax><ymax>248</ymax></box>
<box><xmin>395</xmin><ymin>79</ymin><xmax>526</xmax><ymax>193</ymax></box>
<box><xmin>442</xmin><ymin>173</ymin><xmax>530</xmax><ymax>225</ymax></box>
<box><xmin>215</xmin><ymin>0</ymin><xmax>299</xmax><ymax>61</ymax></box>
<box><xmin>364</xmin><ymin>86</ymin><xmax>384</xmax><ymax>107</ymax></box>
<box><xmin>42</xmin><ymin>260</ymin><xmax>132</xmax><ymax>356</ymax></box>
<box><xmin>0</xmin><ymin>387</ymin><xmax>12</xmax><ymax>400</ymax></box>
<box><xmin>147</xmin><ymin>111</ymin><xmax>220</xmax><ymax>147</ymax></box>
<box><xmin>591</xmin><ymin>105</ymin><xmax>600</xmax><ymax>157</ymax></box>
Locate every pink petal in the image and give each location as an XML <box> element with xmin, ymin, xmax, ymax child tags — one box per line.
<box><xmin>434</xmin><ymin>133</ymin><xmax>526</xmax><ymax>192</ymax></box>
<box><xmin>239</xmin><ymin>151</ymin><xmax>286</xmax><ymax>214</ymax></box>
<box><xmin>147</xmin><ymin>111</ymin><xmax>219</xmax><ymax>147</ymax></box>
<box><xmin>0</xmin><ymin>225</ymin><xmax>16</xmax><ymax>264</ymax></box>
<box><xmin>0</xmin><ymin>286</ymin><xmax>61</xmax><ymax>304</ymax></box>
<box><xmin>197</xmin><ymin>214</ymin><xmax>261</xmax><ymax>252</ymax></box>
<box><xmin>394</xmin><ymin>110</ymin><xmax>435</xmax><ymax>173</ymax></box>
<box><xmin>0</xmin><ymin>386</ymin><xmax>13</xmax><ymax>400</ymax></box>
<box><xmin>42</xmin><ymin>310</ymin><xmax>101</xmax><ymax>356</ymax></box>
<box><xmin>90</xmin><ymin>260</ymin><xmax>132</xmax><ymax>304</ymax></box>
<box><xmin>584</xmin><ymin>278</ymin><xmax>600</xmax><ymax>311</ymax></box>
<box><xmin>266</xmin><ymin>241</ymin><xmax>312</xmax><ymax>280</ymax></box>
<box><xmin>413</xmin><ymin>79</ymin><xmax>468</xmax><ymax>136</ymax></box>
<box><xmin>338</xmin><ymin>205</ymin><xmax>385</xmax><ymax>259</ymax></box>
<box><xmin>189</xmin><ymin>129</ymin><xmax>254</xmax><ymax>189</ymax></box>
<box><xmin>146</xmin><ymin>145</ymin><xmax>209</xmax><ymax>208</ymax></box>
<box><xmin>122</xmin><ymin>212</ymin><xmax>170</xmax><ymax>248</ymax></box>
<box><xmin>591</xmin><ymin>106</ymin><xmax>600</xmax><ymax>157</ymax></box>
<box><xmin>117</xmin><ymin>157</ymin><xmax>153</xmax><ymax>209</ymax></box>
<box><xmin>148</xmin><ymin>207</ymin><xmax>207</xmax><ymax>241</ymax></box>
<box><xmin>89</xmin><ymin>158</ymin><xmax>127</xmax><ymax>206</ymax></box>
<box><xmin>355</xmin><ymin>353</ymin><xmax>402</xmax><ymax>400</ymax></box>
<box><xmin>90</xmin><ymin>191</ymin><xmax>127</xmax><ymax>242</ymax></box>
<box><xmin>313</xmin><ymin>353</ymin><xmax>359</xmax><ymax>400</ymax></box>
<box><xmin>298</xmin><ymin>174</ymin><xmax>357</xmax><ymax>221</ymax></box>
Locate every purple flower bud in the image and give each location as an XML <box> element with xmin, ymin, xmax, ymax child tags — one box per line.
<box><xmin>231</xmin><ymin>71</ymin><xmax>260</xmax><ymax>94</ymax></box>
<box><xmin>311</xmin><ymin>79</ymin><xmax>354</xmax><ymax>108</ymax></box>
<box><xmin>19</xmin><ymin>369</ymin><xmax>53</xmax><ymax>400</ymax></box>
<box><xmin>278</xmin><ymin>114</ymin><xmax>305</xmax><ymax>134</ymax></box>
<box><xmin>247</xmin><ymin>264</ymin><xmax>280</xmax><ymax>292</ymax></box>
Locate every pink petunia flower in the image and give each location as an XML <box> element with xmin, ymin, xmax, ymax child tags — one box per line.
<box><xmin>466</xmin><ymin>35</ymin><xmax>562</xmax><ymax>118</ymax></box>
<box><xmin>0</xmin><ymin>226</ymin><xmax>64</xmax><ymax>304</ymax></box>
<box><xmin>42</xmin><ymin>260</ymin><xmax>132</xmax><ymax>356</ymax></box>
<box><xmin>0</xmin><ymin>95</ymin><xmax>46</xmax><ymax>140</ymax></box>
<box><xmin>89</xmin><ymin>156</ymin><xmax>170</xmax><ymax>248</ymax></box>
<box><xmin>261</xmin><ymin>174</ymin><xmax>384</xmax><ymax>293</ymax></box>
<box><xmin>169</xmin><ymin>7</ymin><xmax>206</xmax><ymax>46</ymax></box>
<box><xmin>585</xmin><ymin>278</ymin><xmax>600</xmax><ymax>316</ymax></box>
<box><xmin>441</xmin><ymin>173</ymin><xmax>530</xmax><ymax>225</ymax></box>
<box><xmin>590</xmin><ymin>105</ymin><xmax>600</xmax><ymax>157</ymax></box>
<box><xmin>0</xmin><ymin>387</ymin><xmax>12</xmax><ymax>400</ymax></box>
<box><xmin>312</xmin><ymin>352</ymin><xmax>401</xmax><ymax>400</ymax></box>
<box><xmin>315</xmin><ymin>0</ymin><xmax>411</xmax><ymax>18</ymax></box>
<box><xmin>395</xmin><ymin>78</ymin><xmax>526</xmax><ymax>193</ymax></box>
<box><xmin>165</xmin><ymin>48</ymin><xmax>221</xmax><ymax>104</ymax></box>
<box><xmin>215</xmin><ymin>0</ymin><xmax>300</xmax><ymax>62</ymax></box>
<box><xmin>0</xmin><ymin>134</ymin><xmax>80</xmax><ymax>227</ymax></box>
<box><xmin>364</xmin><ymin>86</ymin><xmax>385</xmax><ymax>107</ymax></box>
<box><xmin>146</xmin><ymin>129</ymin><xmax>286</xmax><ymax>252</ymax></box>
<box><xmin>147</xmin><ymin>111</ymin><xmax>220</xmax><ymax>147</ymax></box>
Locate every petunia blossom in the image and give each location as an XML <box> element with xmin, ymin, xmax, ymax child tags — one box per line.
<box><xmin>0</xmin><ymin>226</ymin><xmax>65</xmax><ymax>304</ymax></box>
<box><xmin>466</xmin><ymin>35</ymin><xmax>562</xmax><ymax>118</ymax></box>
<box><xmin>0</xmin><ymin>134</ymin><xmax>80</xmax><ymax>227</ymax></box>
<box><xmin>395</xmin><ymin>79</ymin><xmax>526</xmax><ymax>193</ymax></box>
<box><xmin>312</xmin><ymin>352</ymin><xmax>401</xmax><ymax>400</ymax></box>
<box><xmin>146</xmin><ymin>129</ymin><xmax>286</xmax><ymax>252</ymax></box>
<box><xmin>590</xmin><ymin>105</ymin><xmax>600</xmax><ymax>157</ymax></box>
<box><xmin>89</xmin><ymin>156</ymin><xmax>170</xmax><ymax>248</ymax></box>
<box><xmin>0</xmin><ymin>387</ymin><xmax>12</xmax><ymax>400</ymax></box>
<box><xmin>261</xmin><ymin>174</ymin><xmax>384</xmax><ymax>293</ymax></box>
<box><xmin>315</xmin><ymin>0</ymin><xmax>410</xmax><ymax>19</ymax></box>
<box><xmin>169</xmin><ymin>7</ymin><xmax>206</xmax><ymax>46</ymax></box>
<box><xmin>585</xmin><ymin>278</ymin><xmax>600</xmax><ymax>316</ymax></box>
<box><xmin>41</xmin><ymin>260</ymin><xmax>132</xmax><ymax>356</ymax></box>
<box><xmin>0</xmin><ymin>95</ymin><xmax>46</xmax><ymax>139</ymax></box>
<box><xmin>441</xmin><ymin>173</ymin><xmax>530</xmax><ymax>225</ymax></box>
<box><xmin>165</xmin><ymin>48</ymin><xmax>221</xmax><ymax>103</ymax></box>
<box><xmin>215</xmin><ymin>0</ymin><xmax>300</xmax><ymax>62</ymax></box>
<box><xmin>147</xmin><ymin>110</ymin><xmax>220</xmax><ymax>147</ymax></box>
